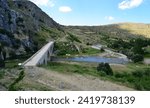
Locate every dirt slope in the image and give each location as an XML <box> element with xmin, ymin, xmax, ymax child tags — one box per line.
<box><xmin>22</xmin><ymin>67</ymin><xmax>133</xmax><ymax>91</ymax></box>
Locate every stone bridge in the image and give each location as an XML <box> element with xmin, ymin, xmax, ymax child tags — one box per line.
<box><xmin>23</xmin><ymin>41</ymin><xmax>54</xmax><ymax>66</ymax></box>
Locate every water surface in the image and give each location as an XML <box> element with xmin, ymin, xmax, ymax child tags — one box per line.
<box><xmin>52</xmin><ymin>56</ymin><xmax>128</xmax><ymax>64</ymax></box>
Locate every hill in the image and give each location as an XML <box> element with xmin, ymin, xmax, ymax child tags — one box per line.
<box><xmin>65</xmin><ymin>23</ymin><xmax>150</xmax><ymax>42</ymax></box>
<box><xmin>118</xmin><ymin>23</ymin><xmax>150</xmax><ymax>38</ymax></box>
<box><xmin>0</xmin><ymin>0</ymin><xmax>64</xmax><ymax>61</ymax></box>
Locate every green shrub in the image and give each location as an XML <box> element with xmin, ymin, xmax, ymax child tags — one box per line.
<box><xmin>54</xmin><ymin>42</ymin><xmax>79</xmax><ymax>56</ymax></box>
<box><xmin>0</xmin><ymin>70</ymin><xmax>5</xmax><ymax>79</ymax></box>
<box><xmin>67</xmin><ymin>33</ymin><xmax>81</xmax><ymax>43</ymax></box>
<box><xmin>9</xmin><ymin>50</ymin><xmax>17</xmax><ymax>59</ymax></box>
<box><xmin>131</xmin><ymin>54</ymin><xmax>144</xmax><ymax>63</ymax></box>
<box><xmin>100</xmin><ymin>48</ymin><xmax>105</xmax><ymax>52</ymax></box>
<box><xmin>114</xmin><ymin>72</ymin><xmax>127</xmax><ymax>78</ymax></box>
<box><xmin>0</xmin><ymin>59</ymin><xmax>5</xmax><ymax>68</ymax></box>
<box><xmin>144</xmin><ymin>69</ymin><xmax>150</xmax><ymax>76</ymax></box>
<box><xmin>132</xmin><ymin>70</ymin><xmax>144</xmax><ymax>77</ymax></box>
<box><xmin>134</xmin><ymin>82</ymin><xmax>143</xmax><ymax>90</ymax></box>
<box><xmin>82</xmin><ymin>47</ymin><xmax>100</xmax><ymax>54</ymax></box>
<box><xmin>98</xmin><ymin>71</ymin><xmax>107</xmax><ymax>76</ymax></box>
<box><xmin>114</xmin><ymin>69</ymin><xmax>150</xmax><ymax>90</ymax></box>
<box><xmin>97</xmin><ymin>63</ymin><xmax>113</xmax><ymax>76</ymax></box>
<box><xmin>9</xmin><ymin>70</ymin><xmax>25</xmax><ymax>91</ymax></box>
<box><xmin>0</xmin><ymin>28</ymin><xmax>14</xmax><ymax>37</ymax></box>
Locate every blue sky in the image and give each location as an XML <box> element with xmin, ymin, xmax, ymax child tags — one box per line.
<box><xmin>30</xmin><ymin>0</ymin><xmax>150</xmax><ymax>25</ymax></box>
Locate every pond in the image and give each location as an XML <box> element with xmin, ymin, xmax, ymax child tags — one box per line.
<box><xmin>52</xmin><ymin>56</ymin><xmax>128</xmax><ymax>64</ymax></box>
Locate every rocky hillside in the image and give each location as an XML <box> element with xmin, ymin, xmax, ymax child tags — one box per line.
<box><xmin>0</xmin><ymin>0</ymin><xmax>64</xmax><ymax>62</ymax></box>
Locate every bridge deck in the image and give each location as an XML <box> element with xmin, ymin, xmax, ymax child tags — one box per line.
<box><xmin>23</xmin><ymin>41</ymin><xmax>54</xmax><ymax>66</ymax></box>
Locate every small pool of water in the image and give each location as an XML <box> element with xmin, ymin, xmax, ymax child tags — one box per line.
<box><xmin>52</xmin><ymin>56</ymin><xmax>128</xmax><ymax>64</ymax></box>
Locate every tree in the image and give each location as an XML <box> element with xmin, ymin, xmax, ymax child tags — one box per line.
<box><xmin>0</xmin><ymin>43</ymin><xmax>5</xmax><ymax>68</ymax></box>
<box><xmin>100</xmin><ymin>48</ymin><xmax>105</xmax><ymax>52</ymax></box>
<box><xmin>132</xmin><ymin>46</ymin><xmax>144</xmax><ymax>54</ymax></box>
<box><xmin>131</xmin><ymin>54</ymin><xmax>144</xmax><ymax>63</ymax></box>
<box><xmin>97</xmin><ymin>63</ymin><xmax>113</xmax><ymax>76</ymax></box>
<box><xmin>2</xmin><ymin>50</ymin><xmax>6</xmax><ymax>61</ymax></box>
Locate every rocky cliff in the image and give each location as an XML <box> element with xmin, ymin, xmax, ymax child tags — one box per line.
<box><xmin>0</xmin><ymin>0</ymin><xmax>62</xmax><ymax>61</ymax></box>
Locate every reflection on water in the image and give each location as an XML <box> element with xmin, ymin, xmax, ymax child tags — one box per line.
<box><xmin>52</xmin><ymin>56</ymin><xmax>128</xmax><ymax>64</ymax></box>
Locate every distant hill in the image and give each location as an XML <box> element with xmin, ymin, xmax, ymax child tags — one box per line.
<box><xmin>117</xmin><ymin>23</ymin><xmax>150</xmax><ymax>38</ymax></box>
<box><xmin>102</xmin><ymin>23</ymin><xmax>150</xmax><ymax>39</ymax></box>
<box><xmin>64</xmin><ymin>23</ymin><xmax>150</xmax><ymax>45</ymax></box>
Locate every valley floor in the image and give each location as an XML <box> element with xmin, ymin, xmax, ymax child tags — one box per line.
<box><xmin>21</xmin><ymin>67</ymin><xmax>133</xmax><ymax>91</ymax></box>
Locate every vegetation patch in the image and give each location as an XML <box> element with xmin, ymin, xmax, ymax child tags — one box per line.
<box><xmin>67</xmin><ymin>33</ymin><xmax>82</xmax><ymax>43</ymax></box>
<box><xmin>97</xmin><ymin>63</ymin><xmax>113</xmax><ymax>76</ymax></box>
<box><xmin>107</xmin><ymin>38</ymin><xmax>150</xmax><ymax>62</ymax></box>
<box><xmin>82</xmin><ymin>47</ymin><xmax>103</xmax><ymax>55</ymax></box>
<box><xmin>43</xmin><ymin>62</ymin><xmax>98</xmax><ymax>76</ymax></box>
<box><xmin>144</xmin><ymin>46</ymin><xmax>150</xmax><ymax>58</ymax></box>
<box><xmin>0</xmin><ymin>70</ymin><xmax>5</xmax><ymax>79</ymax></box>
<box><xmin>144</xmin><ymin>54</ymin><xmax>150</xmax><ymax>58</ymax></box>
<box><xmin>54</xmin><ymin>42</ymin><xmax>79</xmax><ymax>56</ymax></box>
<box><xmin>43</xmin><ymin>62</ymin><xmax>150</xmax><ymax>90</ymax></box>
<box><xmin>8</xmin><ymin>70</ymin><xmax>25</xmax><ymax>91</ymax></box>
<box><xmin>34</xmin><ymin>26</ymin><xmax>65</xmax><ymax>48</ymax></box>
<box><xmin>0</xmin><ymin>28</ymin><xmax>14</xmax><ymax>38</ymax></box>
<box><xmin>113</xmin><ymin>68</ymin><xmax>150</xmax><ymax>90</ymax></box>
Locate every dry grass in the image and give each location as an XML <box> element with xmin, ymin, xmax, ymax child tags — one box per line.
<box><xmin>119</xmin><ymin>23</ymin><xmax>150</xmax><ymax>38</ymax></box>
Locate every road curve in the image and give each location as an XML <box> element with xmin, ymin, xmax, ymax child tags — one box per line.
<box><xmin>91</xmin><ymin>44</ymin><xmax>128</xmax><ymax>60</ymax></box>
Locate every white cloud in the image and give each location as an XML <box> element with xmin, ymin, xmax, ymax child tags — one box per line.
<box><xmin>119</xmin><ymin>0</ymin><xmax>143</xmax><ymax>10</ymax></box>
<box><xmin>59</xmin><ymin>6</ymin><xmax>72</xmax><ymax>13</ymax></box>
<box><xmin>29</xmin><ymin>0</ymin><xmax>55</xmax><ymax>7</ymax></box>
<box><xmin>105</xmin><ymin>16</ymin><xmax>115</xmax><ymax>21</ymax></box>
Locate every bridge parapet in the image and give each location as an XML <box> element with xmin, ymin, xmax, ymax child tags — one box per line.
<box><xmin>23</xmin><ymin>41</ymin><xmax>54</xmax><ymax>66</ymax></box>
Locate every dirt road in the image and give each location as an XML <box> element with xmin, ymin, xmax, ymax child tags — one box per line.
<box><xmin>144</xmin><ymin>58</ymin><xmax>150</xmax><ymax>64</ymax></box>
<box><xmin>91</xmin><ymin>44</ymin><xmax>128</xmax><ymax>60</ymax></box>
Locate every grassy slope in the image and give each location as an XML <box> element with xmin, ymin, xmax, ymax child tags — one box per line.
<box><xmin>144</xmin><ymin>46</ymin><xmax>150</xmax><ymax>58</ymax></box>
<box><xmin>119</xmin><ymin>23</ymin><xmax>150</xmax><ymax>38</ymax></box>
<box><xmin>43</xmin><ymin>62</ymin><xmax>150</xmax><ymax>90</ymax></box>
<box><xmin>65</xmin><ymin>23</ymin><xmax>150</xmax><ymax>45</ymax></box>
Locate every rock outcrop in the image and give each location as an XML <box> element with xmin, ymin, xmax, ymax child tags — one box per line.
<box><xmin>0</xmin><ymin>0</ymin><xmax>61</xmax><ymax>60</ymax></box>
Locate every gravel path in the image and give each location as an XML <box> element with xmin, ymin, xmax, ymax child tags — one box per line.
<box><xmin>91</xmin><ymin>44</ymin><xmax>128</xmax><ymax>60</ymax></box>
<box><xmin>144</xmin><ymin>58</ymin><xmax>150</xmax><ymax>64</ymax></box>
<box><xmin>25</xmin><ymin>67</ymin><xmax>133</xmax><ymax>91</ymax></box>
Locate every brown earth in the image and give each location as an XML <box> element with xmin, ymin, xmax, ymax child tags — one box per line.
<box><xmin>22</xmin><ymin>67</ymin><xmax>133</xmax><ymax>91</ymax></box>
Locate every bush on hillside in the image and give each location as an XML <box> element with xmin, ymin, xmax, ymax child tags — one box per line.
<box><xmin>54</xmin><ymin>42</ymin><xmax>79</xmax><ymax>56</ymax></box>
<box><xmin>0</xmin><ymin>59</ymin><xmax>5</xmax><ymax>68</ymax></box>
<box><xmin>97</xmin><ymin>63</ymin><xmax>113</xmax><ymax>76</ymax></box>
<box><xmin>9</xmin><ymin>70</ymin><xmax>25</xmax><ymax>91</ymax></box>
<box><xmin>67</xmin><ymin>33</ymin><xmax>82</xmax><ymax>43</ymax></box>
<box><xmin>131</xmin><ymin>54</ymin><xmax>144</xmax><ymax>63</ymax></box>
